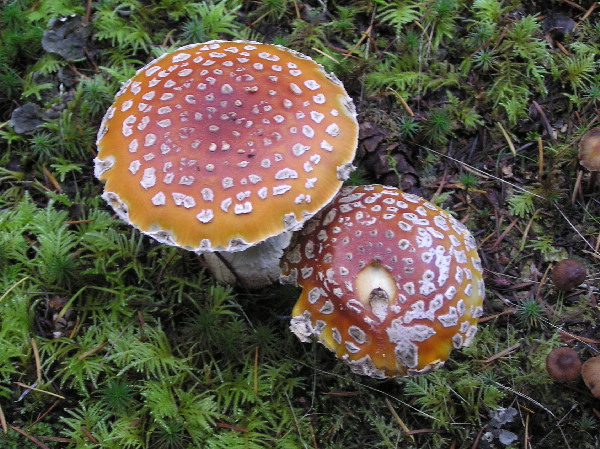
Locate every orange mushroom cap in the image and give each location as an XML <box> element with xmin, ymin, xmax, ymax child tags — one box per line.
<box><xmin>281</xmin><ymin>185</ymin><xmax>485</xmax><ymax>378</ymax></box>
<box><xmin>95</xmin><ymin>41</ymin><xmax>357</xmax><ymax>252</ymax></box>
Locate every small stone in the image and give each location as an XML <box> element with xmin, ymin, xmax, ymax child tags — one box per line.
<box><xmin>42</xmin><ymin>15</ymin><xmax>90</xmax><ymax>61</ymax></box>
<box><xmin>9</xmin><ymin>103</ymin><xmax>43</xmax><ymax>134</ymax></box>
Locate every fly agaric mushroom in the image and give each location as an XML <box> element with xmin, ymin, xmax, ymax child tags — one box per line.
<box><xmin>280</xmin><ymin>185</ymin><xmax>485</xmax><ymax>378</ymax></box>
<box><xmin>94</xmin><ymin>41</ymin><xmax>357</xmax><ymax>288</ymax></box>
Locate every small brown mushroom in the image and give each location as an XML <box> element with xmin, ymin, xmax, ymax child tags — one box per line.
<box><xmin>578</xmin><ymin>126</ymin><xmax>600</xmax><ymax>171</ymax></box>
<box><xmin>582</xmin><ymin>356</ymin><xmax>600</xmax><ymax>398</ymax></box>
<box><xmin>551</xmin><ymin>259</ymin><xmax>586</xmax><ymax>291</ymax></box>
<box><xmin>545</xmin><ymin>347</ymin><xmax>581</xmax><ymax>382</ymax></box>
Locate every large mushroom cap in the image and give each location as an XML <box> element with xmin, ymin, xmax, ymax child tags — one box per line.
<box><xmin>281</xmin><ymin>185</ymin><xmax>485</xmax><ymax>378</ymax></box>
<box><xmin>95</xmin><ymin>41</ymin><xmax>357</xmax><ymax>253</ymax></box>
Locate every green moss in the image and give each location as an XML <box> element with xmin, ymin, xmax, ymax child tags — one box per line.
<box><xmin>0</xmin><ymin>0</ymin><xmax>598</xmax><ymax>447</ymax></box>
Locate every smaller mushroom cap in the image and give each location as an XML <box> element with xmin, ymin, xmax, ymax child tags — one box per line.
<box><xmin>552</xmin><ymin>259</ymin><xmax>586</xmax><ymax>291</ymax></box>
<box><xmin>545</xmin><ymin>347</ymin><xmax>581</xmax><ymax>382</ymax></box>
<box><xmin>582</xmin><ymin>356</ymin><xmax>600</xmax><ymax>398</ymax></box>
<box><xmin>281</xmin><ymin>185</ymin><xmax>485</xmax><ymax>378</ymax></box>
<box><xmin>578</xmin><ymin>126</ymin><xmax>600</xmax><ymax>171</ymax></box>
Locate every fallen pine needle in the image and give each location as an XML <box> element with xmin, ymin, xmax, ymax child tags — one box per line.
<box><xmin>387</xmin><ymin>87</ymin><xmax>414</xmax><ymax>116</ymax></box>
<box><xmin>481</xmin><ymin>343</ymin><xmax>521</xmax><ymax>365</ymax></box>
<box><xmin>558</xmin><ymin>330</ymin><xmax>600</xmax><ymax>345</ymax></box>
<box><xmin>406</xmin><ymin>428</ymin><xmax>446</xmax><ymax>435</ymax></box>
<box><xmin>0</xmin><ymin>276</ymin><xmax>30</xmax><ymax>303</ymax></box>
<box><xmin>216</xmin><ymin>422</ymin><xmax>249</xmax><ymax>433</ymax></box>
<box><xmin>471</xmin><ymin>425</ymin><xmax>487</xmax><ymax>449</ymax></box>
<box><xmin>537</xmin><ymin>136</ymin><xmax>544</xmax><ymax>174</ymax></box>
<box><xmin>41</xmin><ymin>166</ymin><xmax>62</xmax><ymax>192</ymax></box>
<box><xmin>573</xmin><ymin>1</ymin><xmax>598</xmax><ymax>30</ymax></box>
<box><xmin>560</xmin><ymin>0</ymin><xmax>586</xmax><ymax>12</ymax></box>
<box><xmin>322</xmin><ymin>391</ymin><xmax>364</xmax><ymax>396</ymax></box>
<box><xmin>9</xmin><ymin>425</ymin><xmax>50</xmax><ymax>449</ymax></box>
<box><xmin>524</xmin><ymin>413</ymin><xmax>530</xmax><ymax>449</ymax></box>
<box><xmin>0</xmin><ymin>403</ymin><xmax>7</xmax><ymax>433</ymax></box>
<box><xmin>519</xmin><ymin>404</ymin><xmax>536</xmax><ymax>415</ymax></box>
<box><xmin>253</xmin><ymin>346</ymin><xmax>259</xmax><ymax>395</ymax></box>
<box><xmin>31</xmin><ymin>338</ymin><xmax>41</xmax><ymax>384</ymax></box>
<box><xmin>343</xmin><ymin>25</ymin><xmax>372</xmax><ymax>60</ymax></box>
<box><xmin>63</xmin><ymin>219</ymin><xmax>95</xmax><ymax>225</ymax></box>
<box><xmin>490</xmin><ymin>217</ymin><xmax>520</xmax><ymax>251</ymax></box>
<box><xmin>497</xmin><ymin>122</ymin><xmax>516</xmax><ymax>156</ymax></box>
<box><xmin>77</xmin><ymin>341</ymin><xmax>108</xmax><ymax>360</ymax></box>
<box><xmin>384</xmin><ymin>398</ymin><xmax>415</xmax><ymax>442</ymax></box>
<box><xmin>26</xmin><ymin>400</ymin><xmax>60</xmax><ymax>431</ymax></box>
<box><xmin>81</xmin><ymin>426</ymin><xmax>98</xmax><ymax>444</ymax></box>
<box><xmin>37</xmin><ymin>436</ymin><xmax>71</xmax><ymax>443</ymax></box>
<box><xmin>311</xmin><ymin>47</ymin><xmax>339</xmax><ymax>64</ymax></box>
<box><xmin>478</xmin><ymin>309</ymin><xmax>517</xmax><ymax>323</ymax></box>
<box><xmin>14</xmin><ymin>382</ymin><xmax>65</xmax><ymax>400</ymax></box>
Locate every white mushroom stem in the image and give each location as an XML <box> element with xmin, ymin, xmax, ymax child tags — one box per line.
<box><xmin>202</xmin><ymin>232</ymin><xmax>292</xmax><ymax>289</ymax></box>
<box><xmin>355</xmin><ymin>263</ymin><xmax>396</xmax><ymax>303</ymax></box>
<box><xmin>356</xmin><ymin>263</ymin><xmax>396</xmax><ymax>323</ymax></box>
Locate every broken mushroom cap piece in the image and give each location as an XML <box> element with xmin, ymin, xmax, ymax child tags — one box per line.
<box><xmin>582</xmin><ymin>356</ymin><xmax>600</xmax><ymax>398</ymax></box>
<box><xmin>578</xmin><ymin>126</ymin><xmax>600</xmax><ymax>171</ymax></box>
<box><xmin>280</xmin><ymin>185</ymin><xmax>485</xmax><ymax>378</ymax></box>
<box><xmin>545</xmin><ymin>347</ymin><xmax>582</xmax><ymax>382</ymax></box>
<box><xmin>94</xmin><ymin>40</ymin><xmax>358</xmax><ymax>287</ymax></box>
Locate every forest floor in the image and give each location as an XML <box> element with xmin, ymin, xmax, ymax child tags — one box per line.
<box><xmin>0</xmin><ymin>0</ymin><xmax>599</xmax><ymax>448</ymax></box>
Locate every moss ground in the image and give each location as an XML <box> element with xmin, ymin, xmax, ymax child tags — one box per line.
<box><xmin>0</xmin><ymin>1</ymin><xmax>599</xmax><ymax>448</ymax></box>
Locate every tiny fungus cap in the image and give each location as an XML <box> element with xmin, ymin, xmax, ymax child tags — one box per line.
<box><xmin>281</xmin><ymin>185</ymin><xmax>485</xmax><ymax>378</ymax></box>
<box><xmin>95</xmin><ymin>41</ymin><xmax>357</xmax><ymax>252</ymax></box>
<box><xmin>551</xmin><ymin>259</ymin><xmax>586</xmax><ymax>291</ymax></box>
<box><xmin>545</xmin><ymin>347</ymin><xmax>582</xmax><ymax>382</ymax></box>
<box><xmin>578</xmin><ymin>126</ymin><xmax>600</xmax><ymax>171</ymax></box>
<box><xmin>582</xmin><ymin>356</ymin><xmax>600</xmax><ymax>398</ymax></box>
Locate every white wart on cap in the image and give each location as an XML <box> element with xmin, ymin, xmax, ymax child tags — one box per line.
<box><xmin>281</xmin><ymin>185</ymin><xmax>485</xmax><ymax>378</ymax></box>
<box><xmin>94</xmin><ymin>41</ymin><xmax>358</xmax><ymax>286</ymax></box>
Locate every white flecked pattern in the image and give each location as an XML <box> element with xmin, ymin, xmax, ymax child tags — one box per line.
<box><xmin>283</xmin><ymin>185</ymin><xmax>485</xmax><ymax>378</ymax></box>
<box><xmin>95</xmin><ymin>40</ymin><xmax>358</xmax><ymax>252</ymax></box>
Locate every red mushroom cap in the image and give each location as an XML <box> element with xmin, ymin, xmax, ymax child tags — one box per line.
<box><xmin>95</xmin><ymin>41</ymin><xmax>357</xmax><ymax>253</ymax></box>
<box><xmin>281</xmin><ymin>185</ymin><xmax>485</xmax><ymax>378</ymax></box>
